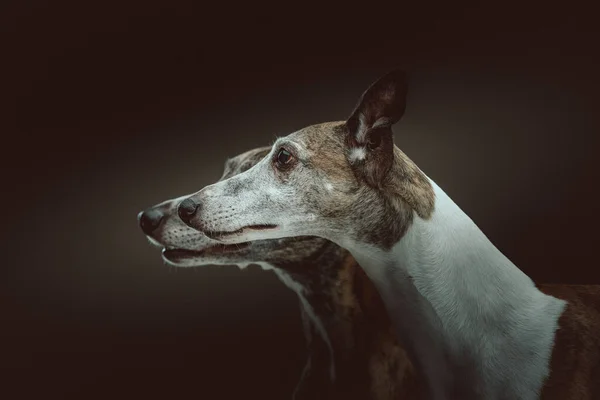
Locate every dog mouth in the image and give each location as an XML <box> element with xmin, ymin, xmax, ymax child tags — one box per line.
<box><xmin>162</xmin><ymin>242</ymin><xmax>252</xmax><ymax>262</ymax></box>
<box><xmin>203</xmin><ymin>224</ymin><xmax>278</xmax><ymax>241</ymax></box>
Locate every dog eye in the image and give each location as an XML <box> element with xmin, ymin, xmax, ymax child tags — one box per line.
<box><xmin>275</xmin><ymin>148</ymin><xmax>294</xmax><ymax>166</ymax></box>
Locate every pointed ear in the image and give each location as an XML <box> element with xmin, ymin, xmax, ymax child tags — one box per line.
<box><xmin>345</xmin><ymin>69</ymin><xmax>408</xmax><ymax>187</ymax></box>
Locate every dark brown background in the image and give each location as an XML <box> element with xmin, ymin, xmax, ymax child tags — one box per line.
<box><xmin>3</xmin><ymin>1</ymin><xmax>599</xmax><ymax>399</ymax></box>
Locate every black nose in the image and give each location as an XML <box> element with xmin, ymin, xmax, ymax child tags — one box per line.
<box><xmin>138</xmin><ymin>209</ymin><xmax>164</xmax><ymax>235</ymax></box>
<box><xmin>178</xmin><ymin>198</ymin><xmax>200</xmax><ymax>225</ymax></box>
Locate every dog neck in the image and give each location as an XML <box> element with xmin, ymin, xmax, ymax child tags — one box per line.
<box><xmin>340</xmin><ymin>178</ymin><xmax>567</xmax><ymax>399</ymax></box>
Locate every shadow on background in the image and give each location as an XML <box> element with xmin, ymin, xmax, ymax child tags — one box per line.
<box><xmin>3</xmin><ymin>1</ymin><xmax>599</xmax><ymax>399</ymax></box>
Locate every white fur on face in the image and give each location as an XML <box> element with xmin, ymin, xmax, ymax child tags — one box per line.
<box><xmin>142</xmin><ymin>194</ymin><xmax>271</xmax><ymax>268</ymax></box>
<box><xmin>189</xmin><ymin>151</ymin><xmax>321</xmax><ymax>242</ymax></box>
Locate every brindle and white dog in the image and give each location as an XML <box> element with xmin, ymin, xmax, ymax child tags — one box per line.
<box><xmin>172</xmin><ymin>70</ymin><xmax>600</xmax><ymax>399</ymax></box>
<box><xmin>138</xmin><ymin>148</ymin><xmax>421</xmax><ymax>400</ymax></box>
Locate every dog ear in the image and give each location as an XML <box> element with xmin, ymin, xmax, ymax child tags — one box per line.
<box><xmin>345</xmin><ymin>69</ymin><xmax>408</xmax><ymax>187</ymax></box>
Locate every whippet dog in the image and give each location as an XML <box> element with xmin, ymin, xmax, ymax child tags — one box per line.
<box><xmin>174</xmin><ymin>70</ymin><xmax>600</xmax><ymax>399</ymax></box>
<box><xmin>138</xmin><ymin>147</ymin><xmax>421</xmax><ymax>400</ymax></box>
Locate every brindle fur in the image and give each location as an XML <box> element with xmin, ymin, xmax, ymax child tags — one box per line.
<box><xmin>539</xmin><ymin>284</ymin><xmax>600</xmax><ymax>400</ymax></box>
<box><xmin>280</xmin><ymin>240</ymin><xmax>422</xmax><ymax>400</ymax></box>
<box><xmin>280</xmin><ymin>121</ymin><xmax>435</xmax><ymax>249</ymax></box>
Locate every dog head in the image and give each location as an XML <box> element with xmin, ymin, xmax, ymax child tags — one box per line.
<box><xmin>178</xmin><ymin>70</ymin><xmax>435</xmax><ymax>250</ymax></box>
<box><xmin>138</xmin><ymin>146</ymin><xmax>331</xmax><ymax>267</ymax></box>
